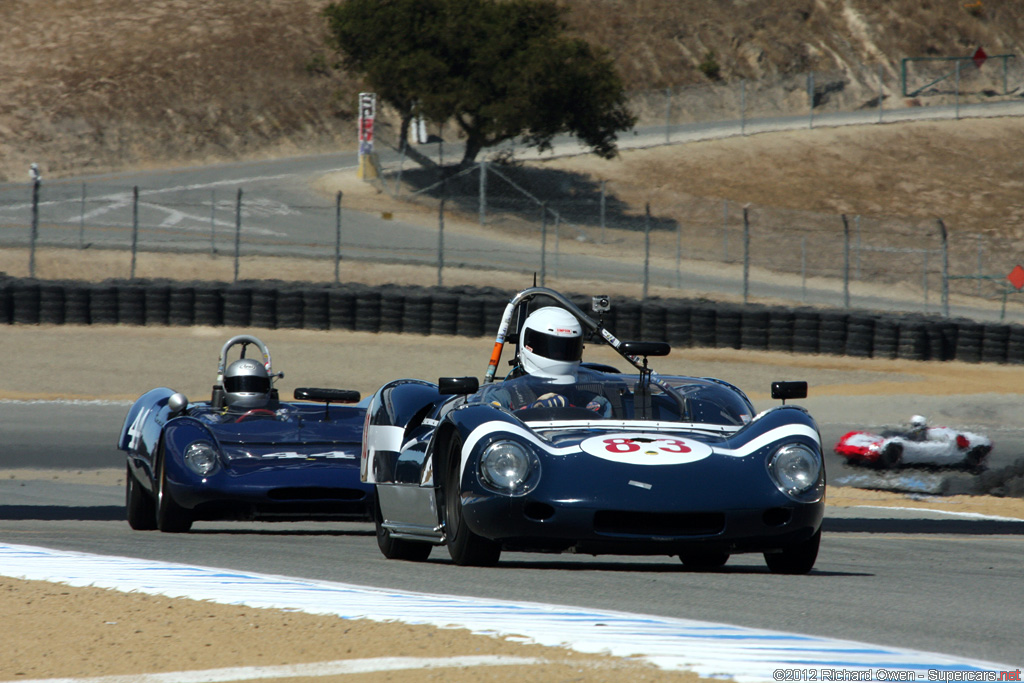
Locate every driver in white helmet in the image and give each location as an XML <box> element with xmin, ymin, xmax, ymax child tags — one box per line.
<box><xmin>477</xmin><ymin>306</ymin><xmax>611</xmax><ymax>416</ymax></box>
<box><xmin>907</xmin><ymin>414</ymin><xmax>928</xmax><ymax>441</ymax></box>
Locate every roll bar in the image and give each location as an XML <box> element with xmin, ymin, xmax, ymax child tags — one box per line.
<box><xmin>483</xmin><ymin>287</ymin><xmax>652</xmax><ymax>384</ymax></box>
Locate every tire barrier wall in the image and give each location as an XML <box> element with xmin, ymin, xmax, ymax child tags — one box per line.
<box><xmin>2</xmin><ymin>277</ymin><xmax>1023</xmax><ymax>364</ymax></box>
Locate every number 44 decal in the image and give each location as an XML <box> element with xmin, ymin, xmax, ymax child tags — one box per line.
<box><xmin>126</xmin><ymin>407</ymin><xmax>152</xmax><ymax>453</ymax></box>
<box><xmin>580</xmin><ymin>433</ymin><xmax>713</xmax><ymax>465</ymax></box>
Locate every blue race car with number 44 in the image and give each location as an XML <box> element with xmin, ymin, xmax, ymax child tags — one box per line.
<box><xmin>119</xmin><ymin>335</ymin><xmax>373</xmax><ymax>532</ymax></box>
<box><xmin>362</xmin><ymin>287</ymin><xmax>825</xmax><ymax>573</ymax></box>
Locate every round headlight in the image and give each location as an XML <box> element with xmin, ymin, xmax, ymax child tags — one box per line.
<box><xmin>768</xmin><ymin>443</ymin><xmax>821</xmax><ymax>498</ymax></box>
<box><xmin>479</xmin><ymin>440</ymin><xmax>537</xmax><ymax>495</ymax></box>
<box><xmin>184</xmin><ymin>441</ymin><xmax>219</xmax><ymax>476</ymax></box>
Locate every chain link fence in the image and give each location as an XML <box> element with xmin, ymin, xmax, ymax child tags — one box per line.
<box><xmin>2</xmin><ymin>61</ymin><xmax>1023</xmax><ymax>322</ymax></box>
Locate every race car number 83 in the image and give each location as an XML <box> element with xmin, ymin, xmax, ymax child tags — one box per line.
<box><xmin>580</xmin><ymin>433</ymin><xmax>714</xmax><ymax>466</ymax></box>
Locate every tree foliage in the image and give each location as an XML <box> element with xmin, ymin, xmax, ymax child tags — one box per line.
<box><xmin>322</xmin><ymin>0</ymin><xmax>636</xmax><ymax>166</ymax></box>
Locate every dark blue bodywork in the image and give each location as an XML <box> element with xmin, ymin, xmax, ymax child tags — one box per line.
<box><xmin>119</xmin><ymin>387</ymin><xmax>373</xmax><ymax>531</ymax></box>
<box><xmin>362</xmin><ymin>286</ymin><xmax>825</xmax><ymax>572</ymax></box>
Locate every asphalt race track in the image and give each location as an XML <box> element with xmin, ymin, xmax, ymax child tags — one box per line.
<box><xmin>0</xmin><ymin>402</ymin><xmax>1022</xmax><ymax>672</ymax></box>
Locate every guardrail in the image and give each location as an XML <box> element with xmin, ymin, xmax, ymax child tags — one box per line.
<box><xmin>3</xmin><ymin>277</ymin><xmax>1021</xmax><ymax>364</ymax></box>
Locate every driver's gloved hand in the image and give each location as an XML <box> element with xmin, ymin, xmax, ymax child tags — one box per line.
<box><xmin>530</xmin><ymin>393</ymin><xmax>567</xmax><ymax>409</ymax></box>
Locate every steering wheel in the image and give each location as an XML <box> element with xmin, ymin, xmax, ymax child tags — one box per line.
<box><xmin>235</xmin><ymin>408</ymin><xmax>277</xmax><ymax>423</ymax></box>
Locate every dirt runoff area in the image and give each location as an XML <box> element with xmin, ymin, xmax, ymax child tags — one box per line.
<box><xmin>2</xmin><ymin>322</ymin><xmax>1024</xmax><ymax>681</ymax></box>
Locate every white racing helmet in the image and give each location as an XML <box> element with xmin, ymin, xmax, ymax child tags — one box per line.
<box><xmin>910</xmin><ymin>415</ymin><xmax>927</xmax><ymax>429</ymax></box>
<box><xmin>519</xmin><ymin>306</ymin><xmax>583</xmax><ymax>383</ymax></box>
<box><xmin>223</xmin><ymin>358</ymin><xmax>272</xmax><ymax>409</ymax></box>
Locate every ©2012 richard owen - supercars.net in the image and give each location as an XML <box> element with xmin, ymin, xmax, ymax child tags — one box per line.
<box><xmin>362</xmin><ymin>287</ymin><xmax>826</xmax><ymax>573</ymax></box>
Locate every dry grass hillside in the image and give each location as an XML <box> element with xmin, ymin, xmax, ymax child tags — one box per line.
<box><xmin>2</xmin><ymin>0</ymin><xmax>1023</xmax><ymax>183</ymax></box>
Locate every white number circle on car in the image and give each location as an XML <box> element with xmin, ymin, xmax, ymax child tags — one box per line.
<box><xmin>579</xmin><ymin>433</ymin><xmax>713</xmax><ymax>465</ymax></box>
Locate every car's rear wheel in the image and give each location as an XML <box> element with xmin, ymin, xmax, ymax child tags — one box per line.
<box><xmin>156</xmin><ymin>444</ymin><xmax>193</xmax><ymax>533</ymax></box>
<box><xmin>442</xmin><ymin>435</ymin><xmax>501</xmax><ymax>567</ymax></box>
<box><xmin>679</xmin><ymin>551</ymin><xmax>730</xmax><ymax>571</ymax></box>
<box><xmin>764</xmin><ymin>529</ymin><xmax>820</xmax><ymax>575</ymax></box>
<box><xmin>374</xmin><ymin>494</ymin><xmax>432</xmax><ymax>561</ymax></box>
<box><xmin>125</xmin><ymin>462</ymin><xmax>157</xmax><ymax>530</ymax></box>
<box><xmin>965</xmin><ymin>446</ymin><xmax>990</xmax><ymax>471</ymax></box>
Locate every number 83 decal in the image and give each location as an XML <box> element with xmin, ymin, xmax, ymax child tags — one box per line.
<box><xmin>580</xmin><ymin>433</ymin><xmax>714</xmax><ymax>465</ymax></box>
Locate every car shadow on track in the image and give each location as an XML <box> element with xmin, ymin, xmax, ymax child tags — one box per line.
<box><xmin>422</xmin><ymin>558</ymin><xmax>866</xmax><ymax>576</ymax></box>
<box><xmin>185</xmin><ymin>528</ymin><xmax>375</xmax><ymax>537</ymax></box>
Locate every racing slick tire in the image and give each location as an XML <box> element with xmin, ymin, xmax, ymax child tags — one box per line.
<box><xmin>965</xmin><ymin>445</ymin><xmax>991</xmax><ymax>472</ymax></box>
<box><xmin>155</xmin><ymin>444</ymin><xmax>193</xmax><ymax>533</ymax></box>
<box><xmin>442</xmin><ymin>435</ymin><xmax>501</xmax><ymax>567</ymax></box>
<box><xmin>764</xmin><ymin>529</ymin><xmax>820</xmax><ymax>575</ymax></box>
<box><xmin>125</xmin><ymin>463</ymin><xmax>157</xmax><ymax>531</ymax></box>
<box><xmin>679</xmin><ymin>551</ymin><xmax>730</xmax><ymax>571</ymax></box>
<box><xmin>878</xmin><ymin>442</ymin><xmax>903</xmax><ymax>469</ymax></box>
<box><xmin>374</xmin><ymin>496</ymin><xmax>432</xmax><ymax>562</ymax></box>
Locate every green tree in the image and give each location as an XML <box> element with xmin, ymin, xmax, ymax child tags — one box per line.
<box><xmin>322</xmin><ymin>0</ymin><xmax>635</xmax><ymax>166</ymax></box>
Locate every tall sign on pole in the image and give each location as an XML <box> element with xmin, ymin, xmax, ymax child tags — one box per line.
<box><xmin>357</xmin><ymin>92</ymin><xmax>378</xmax><ymax>180</ymax></box>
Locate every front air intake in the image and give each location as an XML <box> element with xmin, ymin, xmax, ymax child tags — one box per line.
<box><xmin>593</xmin><ymin>510</ymin><xmax>725</xmax><ymax>537</ymax></box>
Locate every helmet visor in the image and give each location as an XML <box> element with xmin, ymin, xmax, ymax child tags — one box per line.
<box><xmin>224</xmin><ymin>375</ymin><xmax>270</xmax><ymax>394</ymax></box>
<box><xmin>523</xmin><ymin>328</ymin><xmax>583</xmax><ymax>362</ymax></box>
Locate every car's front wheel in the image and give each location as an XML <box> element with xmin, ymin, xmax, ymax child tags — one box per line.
<box><xmin>878</xmin><ymin>443</ymin><xmax>902</xmax><ymax>469</ymax></box>
<box><xmin>125</xmin><ymin>463</ymin><xmax>157</xmax><ymax>531</ymax></box>
<box><xmin>764</xmin><ymin>529</ymin><xmax>820</xmax><ymax>574</ymax></box>
<box><xmin>156</xmin><ymin>444</ymin><xmax>193</xmax><ymax>533</ymax></box>
<box><xmin>442</xmin><ymin>435</ymin><xmax>501</xmax><ymax>567</ymax></box>
<box><xmin>374</xmin><ymin>495</ymin><xmax>432</xmax><ymax>561</ymax></box>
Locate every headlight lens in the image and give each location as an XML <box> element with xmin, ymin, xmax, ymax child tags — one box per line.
<box><xmin>479</xmin><ymin>440</ymin><xmax>538</xmax><ymax>495</ymax></box>
<box><xmin>184</xmin><ymin>441</ymin><xmax>219</xmax><ymax>476</ymax></box>
<box><xmin>768</xmin><ymin>443</ymin><xmax>821</xmax><ymax>499</ymax></box>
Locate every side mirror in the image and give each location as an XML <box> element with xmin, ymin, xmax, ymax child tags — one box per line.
<box><xmin>620</xmin><ymin>341</ymin><xmax>671</xmax><ymax>357</ymax></box>
<box><xmin>439</xmin><ymin>376</ymin><xmax>479</xmax><ymax>396</ymax></box>
<box><xmin>771</xmin><ymin>381</ymin><xmax>808</xmax><ymax>402</ymax></box>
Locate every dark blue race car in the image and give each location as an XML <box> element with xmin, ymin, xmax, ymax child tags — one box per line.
<box><xmin>119</xmin><ymin>335</ymin><xmax>373</xmax><ymax>532</ymax></box>
<box><xmin>362</xmin><ymin>287</ymin><xmax>825</xmax><ymax>573</ymax></box>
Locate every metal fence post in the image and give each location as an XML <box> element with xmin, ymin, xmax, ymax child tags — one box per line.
<box><xmin>335</xmin><ymin>190</ymin><xmax>343</xmax><ymax>284</ymax></box>
<box><xmin>79</xmin><ymin>182</ymin><xmax>86</xmax><ymax>249</ymax></box>
<box><xmin>130</xmin><ymin>186</ymin><xmax>139</xmax><ymax>279</ymax></box>
<box><xmin>938</xmin><ymin>218</ymin><xmax>949</xmax><ymax>317</ymax></box>
<box><xmin>955</xmin><ymin>60</ymin><xmax>961</xmax><ymax>120</ymax></box>
<box><xmin>742</xmin><ymin>206</ymin><xmax>750</xmax><ymax>304</ymax></box>
<box><xmin>740</xmin><ymin>80</ymin><xmax>747</xmax><ymax>135</ymax></box>
<box><xmin>554</xmin><ymin>213</ymin><xmax>561</xmax><ymax>280</ymax></box>
<box><xmin>234</xmin><ymin>188</ymin><xmax>242</xmax><ymax>283</ymax></box>
<box><xmin>801</xmin><ymin>236</ymin><xmax>807</xmax><ymax>303</ymax></box>
<box><xmin>478</xmin><ymin>160</ymin><xmax>487</xmax><ymax>225</ymax></box>
<box><xmin>722</xmin><ymin>200</ymin><xmax>729</xmax><ymax>261</ymax></box>
<box><xmin>808</xmin><ymin>71</ymin><xmax>815</xmax><ymax>129</ymax></box>
<box><xmin>675</xmin><ymin>220</ymin><xmax>682</xmax><ymax>289</ymax></box>
<box><xmin>665</xmin><ymin>88</ymin><xmax>672</xmax><ymax>143</ymax></box>
<box><xmin>29</xmin><ymin>169</ymin><xmax>40</xmax><ymax>278</ymax></box>
<box><xmin>437</xmin><ymin>196</ymin><xmax>445</xmax><ymax>287</ymax></box>
<box><xmin>842</xmin><ymin>214</ymin><xmax>850</xmax><ymax>308</ymax></box>
<box><xmin>923</xmin><ymin>250</ymin><xmax>929</xmax><ymax>311</ymax></box>
<box><xmin>643</xmin><ymin>203</ymin><xmax>650</xmax><ymax>300</ymax></box>
<box><xmin>210</xmin><ymin>189</ymin><xmax>216</xmax><ymax>256</ymax></box>
<box><xmin>878</xmin><ymin>64</ymin><xmax>885</xmax><ymax>123</ymax></box>
<box><xmin>540</xmin><ymin>203</ymin><xmax>547</xmax><ymax>287</ymax></box>
<box><xmin>855</xmin><ymin>215</ymin><xmax>862</xmax><ymax>279</ymax></box>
